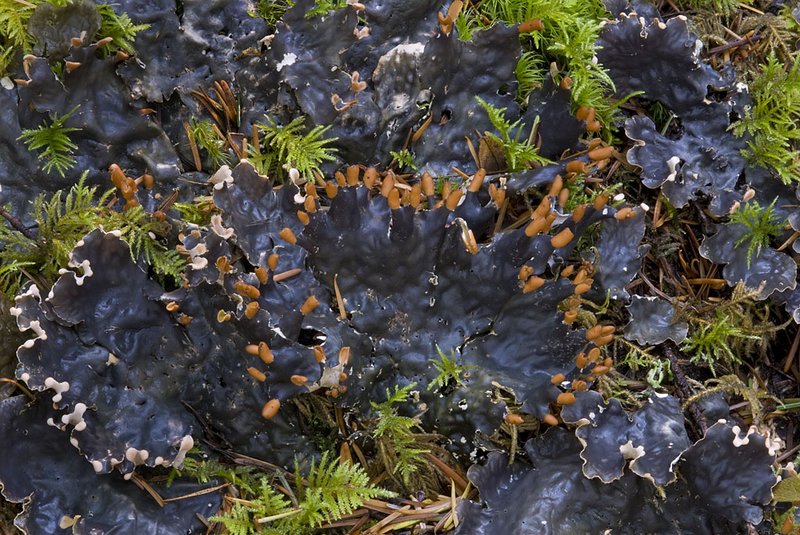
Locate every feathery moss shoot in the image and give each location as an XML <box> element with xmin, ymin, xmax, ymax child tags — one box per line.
<box><xmin>18</xmin><ymin>105</ymin><xmax>82</xmax><ymax>177</ymax></box>
<box><xmin>304</xmin><ymin>0</ymin><xmax>348</xmax><ymax>19</ymax></box>
<box><xmin>389</xmin><ymin>148</ymin><xmax>418</xmax><ymax>172</ymax></box>
<box><xmin>188</xmin><ymin>119</ymin><xmax>231</xmax><ymax>169</ymax></box>
<box><xmin>729</xmin><ymin>198</ymin><xmax>784</xmax><ymax>267</ymax></box>
<box><xmin>251</xmin><ymin>116</ymin><xmax>338</xmax><ymax>180</ymax></box>
<box><xmin>252</xmin><ymin>0</ymin><xmax>294</xmax><ymax>24</ymax></box>
<box><xmin>681</xmin><ymin>311</ymin><xmax>760</xmax><ymax>376</ymax></box>
<box><xmin>0</xmin><ymin>174</ymin><xmax>184</xmax><ymax>298</ymax></box>
<box><xmin>0</xmin><ymin>0</ymin><xmax>38</xmax><ymax>73</ymax></box>
<box><xmin>428</xmin><ymin>345</ymin><xmax>477</xmax><ymax>393</ymax></box>
<box><xmin>208</xmin><ymin>452</ymin><xmax>394</xmax><ymax>535</ymax></box>
<box><xmin>460</xmin><ymin>0</ymin><xmax>616</xmax><ymax>129</ymax></box>
<box><xmin>96</xmin><ymin>3</ymin><xmax>150</xmax><ymax>55</ymax></box>
<box><xmin>476</xmin><ymin>96</ymin><xmax>552</xmax><ymax>171</ymax></box>
<box><xmin>732</xmin><ymin>52</ymin><xmax>800</xmax><ymax>184</ymax></box>
<box><xmin>370</xmin><ymin>383</ymin><xmax>432</xmax><ymax>489</ymax></box>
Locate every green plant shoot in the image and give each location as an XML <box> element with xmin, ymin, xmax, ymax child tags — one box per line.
<box><xmin>428</xmin><ymin>345</ymin><xmax>476</xmax><ymax>392</ymax></box>
<box><xmin>18</xmin><ymin>105</ymin><xmax>82</xmax><ymax>177</ymax></box>
<box><xmin>475</xmin><ymin>96</ymin><xmax>552</xmax><ymax>171</ymax></box>
<box><xmin>729</xmin><ymin>198</ymin><xmax>784</xmax><ymax>267</ymax></box>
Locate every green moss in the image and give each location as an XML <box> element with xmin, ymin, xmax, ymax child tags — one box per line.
<box><xmin>728</xmin><ymin>198</ymin><xmax>783</xmax><ymax>267</ymax></box>
<box><xmin>304</xmin><ymin>0</ymin><xmax>347</xmax><ymax>19</ymax></box>
<box><xmin>675</xmin><ymin>0</ymin><xmax>751</xmax><ymax>17</ymax></box>
<box><xmin>428</xmin><ymin>345</ymin><xmax>477</xmax><ymax>393</ymax></box>
<box><xmin>732</xmin><ymin>52</ymin><xmax>800</xmax><ymax>184</ymax></box>
<box><xmin>681</xmin><ymin>313</ymin><xmax>752</xmax><ymax>375</ymax></box>
<box><xmin>251</xmin><ymin>0</ymin><xmax>294</xmax><ymax>25</ymax></box>
<box><xmin>454</xmin><ymin>9</ymin><xmax>481</xmax><ymax>41</ymax></box>
<box><xmin>172</xmin><ymin>196</ymin><xmax>217</xmax><ymax>226</ymax></box>
<box><xmin>188</xmin><ymin>119</ymin><xmax>231</xmax><ymax>170</ymax></box>
<box><xmin>369</xmin><ymin>383</ymin><xmax>432</xmax><ymax>489</ymax></box>
<box><xmin>0</xmin><ymin>0</ymin><xmax>39</xmax><ymax>72</ymax></box>
<box><xmin>680</xmin><ymin>285</ymin><xmax>778</xmax><ymax>376</ymax></box>
<box><xmin>96</xmin><ymin>3</ymin><xmax>149</xmax><ymax>55</ymax></box>
<box><xmin>17</xmin><ymin>105</ymin><xmax>81</xmax><ymax>177</ymax></box>
<box><xmin>460</xmin><ymin>0</ymin><xmax>617</xmax><ymax>130</ymax></box>
<box><xmin>207</xmin><ymin>451</ymin><xmax>395</xmax><ymax>535</ymax></box>
<box><xmin>514</xmin><ymin>50</ymin><xmax>546</xmax><ymax>101</ymax></box>
<box><xmin>0</xmin><ymin>174</ymin><xmax>184</xmax><ymax>298</ymax></box>
<box><xmin>476</xmin><ymin>96</ymin><xmax>552</xmax><ymax>171</ymax></box>
<box><xmin>251</xmin><ymin>116</ymin><xmax>338</xmax><ymax>181</ymax></box>
<box><xmin>389</xmin><ymin>148</ymin><xmax>418</xmax><ymax>172</ymax></box>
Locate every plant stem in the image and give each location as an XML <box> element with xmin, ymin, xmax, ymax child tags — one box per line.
<box><xmin>664</xmin><ymin>343</ymin><xmax>708</xmax><ymax>435</ymax></box>
<box><xmin>0</xmin><ymin>206</ymin><xmax>37</xmax><ymax>240</ymax></box>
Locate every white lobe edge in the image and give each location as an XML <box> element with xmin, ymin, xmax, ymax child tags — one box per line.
<box><xmin>276</xmin><ymin>52</ymin><xmax>297</xmax><ymax>71</ymax></box>
<box><xmin>171</xmin><ymin>435</ymin><xmax>194</xmax><ymax>468</ymax></box>
<box><xmin>731</xmin><ymin>424</ymin><xmax>751</xmax><ymax>447</ymax></box>
<box><xmin>209</xmin><ymin>165</ymin><xmax>233</xmax><ymax>190</ymax></box>
<box><xmin>187</xmin><ymin>242</ymin><xmax>209</xmax><ymax>270</ymax></box>
<box><xmin>125</xmin><ymin>447</ymin><xmax>150</xmax><ymax>465</ymax></box>
<box><xmin>665</xmin><ymin>156</ymin><xmax>681</xmax><ymax>182</ymax></box>
<box><xmin>210</xmin><ymin>214</ymin><xmax>235</xmax><ymax>239</ymax></box>
<box><xmin>619</xmin><ymin>440</ymin><xmax>645</xmax><ymax>461</ymax></box>
<box><xmin>61</xmin><ymin>403</ymin><xmax>88</xmax><ymax>431</ymax></box>
<box><xmin>59</xmin><ymin>258</ymin><xmax>93</xmax><ymax>286</ymax></box>
<box><xmin>27</xmin><ymin>320</ymin><xmax>47</xmax><ymax>343</ymax></box>
<box><xmin>44</xmin><ymin>377</ymin><xmax>70</xmax><ymax>403</ymax></box>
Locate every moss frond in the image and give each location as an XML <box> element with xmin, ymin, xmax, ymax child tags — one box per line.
<box><xmin>732</xmin><ymin>52</ymin><xmax>800</xmax><ymax>184</ymax></box>
<box><xmin>173</xmin><ymin>196</ymin><xmax>217</xmax><ymax>226</ymax></box>
<box><xmin>0</xmin><ymin>0</ymin><xmax>38</xmax><ymax>56</ymax></box>
<box><xmin>675</xmin><ymin>0</ymin><xmax>750</xmax><ymax>18</ymax></box>
<box><xmin>0</xmin><ymin>45</ymin><xmax>14</xmax><ymax>75</ymax></box>
<box><xmin>255</xmin><ymin>116</ymin><xmax>338</xmax><ymax>180</ymax></box>
<box><xmin>305</xmin><ymin>0</ymin><xmax>348</xmax><ymax>19</ymax></box>
<box><xmin>210</xmin><ymin>504</ymin><xmax>255</xmax><ymax>535</ymax></box>
<box><xmin>475</xmin><ymin>96</ymin><xmax>552</xmax><ymax>171</ymax></box>
<box><xmin>169</xmin><ymin>449</ymin><xmax>259</xmax><ymax>494</ymax></box>
<box><xmin>455</xmin><ymin>9</ymin><xmax>481</xmax><ymax>41</ymax></box>
<box><xmin>428</xmin><ymin>345</ymin><xmax>476</xmax><ymax>393</ymax></box>
<box><xmin>389</xmin><ymin>148</ymin><xmax>418</xmax><ymax>172</ymax></box>
<box><xmin>370</xmin><ymin>383</ymin><xmax>433</xmax><ymax>488</ymax></box>
<box><xmin>96</xmin><ymin>3</ymin><xmax>150</xmax><ymax>55</ymax></box>
<box><xmin>515</xmin><ymin>50</ymin><xmax>546</xmax><ymax>102</ymax></box>
<box><xmin>188</xmin><ymin>119</ymin><xmax>231</xmax><ymax>169</ymax></box>
<box><xmin>17</xmin><ymin>105</ymin><xmax>82</xmax><ymax>177</ymax></box>
<box><xmin>245</xmin><ymin>139</ymin><xmax>279</xmax><ymax>178</ymax></box>
<box><xmin>0</xmin><ymin>174</ymin><xmax>185</xmax><ymax>298</ymax></box>
<box><xmin>462</xmin><ymin>0</ymin><xmax>617</xmax><ymax>130</ymax></box>
<box><xmin>681</xmin><ymin>309</ymin><xmax>762</xmax><ymax>376</ymax></box>
<box><xmin>208</xmin><ymin>452</ymin><xmax>394</xmax><ymax>534</ymax></box>
<box><xmin>729</xmin><ymin>198</ymin><xmax>783</xmax><ymax>266</ymax></box>
<box><xmin>296</xmin><ymin>452</ymin><xmax>395</xmax><ymax>527</ymax></box>
<box><xmin>113</xmin><ymin>205</ymin><xmax>185</xmax><ymax>279</ymax></box>
<box><xmin>0</xmin><ymin>257</ymin><xmax>35</xmax><ymax>299</ymax></box>
<box><xmin>251</xmin><ymin>0</ymin><xmax>294</xmax><ymax>25</ymax></box>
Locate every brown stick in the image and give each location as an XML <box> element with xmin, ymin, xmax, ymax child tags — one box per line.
<box><xmin>664</xmin><ymin>343</ymin><xmax>707</xmax><ymax>434</ymax></box>
<box><xmin>0</xmin><ymin>206</ymin><xmax>37</xmax><ymax>240</ymax></box>
<box><xmin>708</xmin><ymin>33</ymin><xmax>762</xmax><ymax>56</ymax></box>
